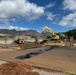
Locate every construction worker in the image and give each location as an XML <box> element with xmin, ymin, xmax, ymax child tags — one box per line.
<box><xmin>19</xmin><ymin>39</ymin><xmax>25</xmax><ymax>49</ymax></box>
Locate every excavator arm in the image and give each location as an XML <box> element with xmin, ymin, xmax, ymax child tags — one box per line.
<box><xmin>43</xmin><ymin>26</ymin><xmax>60</xmax><ymax>40</ymax></box>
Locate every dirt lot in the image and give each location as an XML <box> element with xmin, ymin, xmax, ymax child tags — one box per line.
<box><xmin>0</xmin><ymin>46</ymin><xmax>76</xmax><ymax>73</ymax></box>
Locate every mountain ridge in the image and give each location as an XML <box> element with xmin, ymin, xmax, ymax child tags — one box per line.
<box><xmin>0</xmin><ymin>29</ymin><xmax>42</xmax><ymax>36</ymax></box>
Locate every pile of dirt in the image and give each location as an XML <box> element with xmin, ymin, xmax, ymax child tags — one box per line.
<box><xmin>24</xmin><ymin>43</ymin><xmax>41</xmax><ymax>49</ymax></box>
<box><xmin>0</xmin><ymin>62</ymin><xmax>39</xmax><ymax>75</ymax></box>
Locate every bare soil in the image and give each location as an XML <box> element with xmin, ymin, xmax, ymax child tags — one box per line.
<box><xmin>0</xmin><ymin>62</ymin><xmax>39</xmax><ymax>75</ymax></box>
<box><xmin>0</xmin><ymin>46</ymin><xmax>76</xmax><ymax>73</ymax></box>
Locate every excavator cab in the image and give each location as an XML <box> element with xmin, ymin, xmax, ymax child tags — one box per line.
<box><xmin>52</xmin><ymin>35</ymin><xmax>60</xmax><ymax>40</ymax></box>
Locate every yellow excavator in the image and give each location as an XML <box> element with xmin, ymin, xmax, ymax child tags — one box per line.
<box><xmin>43</xmin><ymin>26</ymin><xmax>60</xmax><ymax>40</ymax></box>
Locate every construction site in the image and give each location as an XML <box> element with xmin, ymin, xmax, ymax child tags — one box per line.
<box><xmin>0</xmin><ymin>26</ymin><xmax>76</xmax><ymax>75</ymax></box>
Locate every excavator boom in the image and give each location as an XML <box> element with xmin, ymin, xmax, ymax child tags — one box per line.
<box><xmin>43</xmin><ymin>26</ymin><xmax>60</xmax><ymax>40</ymax></box>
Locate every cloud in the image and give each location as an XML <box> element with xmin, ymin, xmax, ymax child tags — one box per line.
<box><xmin>59</xmin><ymin>12</ymin><xmax>76</xmax><ymax>27</ymax></box>
<box><xmin>44</xmin><ymin>2</ymin><xmax>55</xmax><ymax>21</ymax></box>
<box><xmin>0</xmin><ymin>25</ymin><xmax>30</xmax><ymax>31</ymax></box>
<box><xmin>59</xmin><ymin>0</ymin><xmax>76</xmax><ymax>27</ymax></box>
<box><xmin>11</xmin><ymin>18</ymin><xmax>16</xmax><ymax>22</ymax></box>
<box><xmin>0</xmin><ymin>0</ymin><xmax>56</xmax><ymax>22</ymax></box>
<box><xmin>44</xmin><ymin>26</ymin><xmax>52</xmax><ymax>30</ymax></box>
<box><xmin>46</xmin><ymin>12</ymin><xmax>56</xmax><ymax>21</ymax></box>
<box><xmin>46</xmin><ymin>3</ymin><xmax>55</xmax><ymax>9</ymax></box>
<box><xmin>0</xmin><ymin>0</ymin><xmax>44</xmax><ymax>21</ymax></box>
<box><xmin>63</xmin><ymin>0</ymin><xmax>76</xmax><ymax>11</ymax></box>
<box><xmin>0</xmin><ymin>0</ymin><xmax>56</xmax><ymax>30</ymax></box>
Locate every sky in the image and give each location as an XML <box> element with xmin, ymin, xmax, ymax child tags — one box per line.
<box><xmin>0</xmin><ymin>0</ymin><xmax>76</xmax><ymax>33</ymax></box>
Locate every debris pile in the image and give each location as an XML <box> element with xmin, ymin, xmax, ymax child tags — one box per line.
<box><xmin>0</xmin><ymin>62</ymin><xmax>39</xmax><ymax>75</ymax></box>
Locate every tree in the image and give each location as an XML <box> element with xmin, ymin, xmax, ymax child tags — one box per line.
<box><xmin>31</xmin><ymin>36</ymin><xmax>38</xmax><ymax>43</ymax></box>
<box><xmin>56</xmin><ymin>33</ymin><xmax>65</xmax><ymax>40</ymax></box>
<box><xmin>64</xmin><ymin>29</ymin><xmax>76</xmax><ymax>40</ymax></box>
